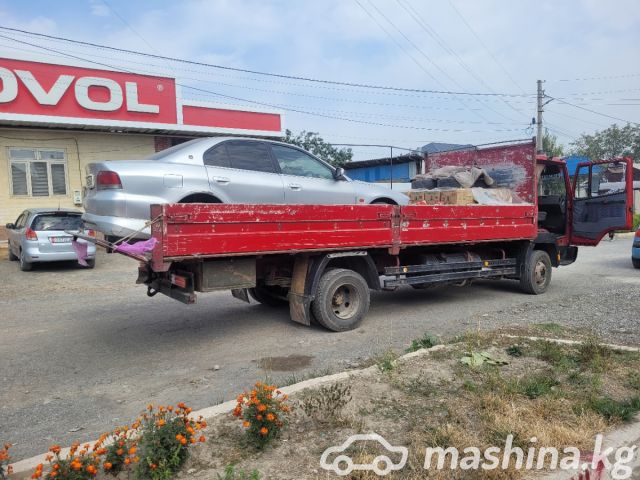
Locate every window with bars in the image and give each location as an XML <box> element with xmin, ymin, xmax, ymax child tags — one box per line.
<box><xmin>9</xmin><ymin>148</ymin><xmax>68</xmax><ymax>197</ymax></box>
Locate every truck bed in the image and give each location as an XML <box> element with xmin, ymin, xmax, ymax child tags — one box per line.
<box><xmin>149</xmin><ymin>203</ymin><xmax>537</xmax><ymax>270</ymax></box>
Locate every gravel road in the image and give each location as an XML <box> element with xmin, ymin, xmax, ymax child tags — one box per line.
<box><xmin>1</xmin><ymin>235</ymin><xmax>638</xmax><ymax>461</ymax></box>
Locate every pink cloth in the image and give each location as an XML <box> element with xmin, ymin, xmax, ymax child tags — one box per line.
<box><xmin>71</xmin><ymin>240</ymin><xmax>89</xmax><ymax>266</ymax></box>
<box><xmin>114</xmin><ymin>237</ymin><xmax>158</xmax><ymax>255</ymax></box>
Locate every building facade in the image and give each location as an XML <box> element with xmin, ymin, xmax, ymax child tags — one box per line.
<box><xmin>0</xmin><ymin>56</ymin><xmax>283</xmax><ymax>241</ymax></box>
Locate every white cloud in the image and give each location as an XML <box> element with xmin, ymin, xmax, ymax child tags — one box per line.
<box><xmin>90</xmin><ymin>0</ymin><xmax>111</xmax><ymax>17</ymax></box>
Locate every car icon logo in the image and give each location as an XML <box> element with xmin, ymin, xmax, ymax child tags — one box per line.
<box><xmin>320</xmin><ymin>433</ymin><xmax>408</xmax><ymax>476</ymax></box>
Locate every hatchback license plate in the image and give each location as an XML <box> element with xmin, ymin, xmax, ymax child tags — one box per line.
<box><xmin>51</xmin><ymin>236</ymin><xmax>72</xmax><ymax>244</ymax></box>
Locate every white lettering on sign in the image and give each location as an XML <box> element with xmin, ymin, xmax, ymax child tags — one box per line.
<box><xmin>125</xmin><ymin>81</ymin><xmax>159</xmax><ymax>114</ymax></box>
<box><xmin>0</xmin><ymin>67</ymin><xmax>161</xmax><ymax>114</ymax></box>
<box><xmin>0</xmin><ymin>67</ymin><xmax>18</xmax><ymax>103</ymax></box>
<box><xmin>15</xmin><ymin>70</ymin><xmax>74</xmax><ymax>106</ymax></box>
<box><xmin>75</xmin><ymin>76</ymin><xmax>122</xmax><ymax>111</ymax></box>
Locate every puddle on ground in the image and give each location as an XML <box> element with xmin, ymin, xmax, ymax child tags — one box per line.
<box><xmin>257</xmin><ymin>354</ymin><xmax>314</xmax><ymax>371</ymax></box>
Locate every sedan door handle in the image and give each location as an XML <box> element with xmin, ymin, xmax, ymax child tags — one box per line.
<box><xmin>213</xmin><ymin>176</ymin><xmax>230</xmax><ymax>184</ymax></box>
<box><xmin>288</xmin><ymin>183</ymin><xmax>302</xmax><ymax>190</ymax></box>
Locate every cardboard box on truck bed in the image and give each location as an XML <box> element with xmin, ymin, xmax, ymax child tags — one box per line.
<box><xmin>440</xmin><ymin>188</ymin><xmax>475</xmax><ymax>205</ymax></box>
<box><xmin>408</xmin><ymin>189</ymin><xmax>442</xmax><ymax>204</ymax></box>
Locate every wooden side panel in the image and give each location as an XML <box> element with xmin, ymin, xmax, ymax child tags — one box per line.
<box><xmin>400</xmin><ymin>204</ymin><xmax>537</xmax><ymax>244</ymax></box>
<box><xmin>158</xmin><ymin>203</ymin><xmax>395</xmax><ymax>258</ymax></box>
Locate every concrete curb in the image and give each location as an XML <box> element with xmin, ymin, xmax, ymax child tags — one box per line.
<box><xmin>500</xmin><ymin>334</ymin><xmax>640</xmax><ymax>352</ymax></box>
<box><xmin>9</xmin><ymin>343</ymin><xmax>449</xmax><ymax>475</ymax></box>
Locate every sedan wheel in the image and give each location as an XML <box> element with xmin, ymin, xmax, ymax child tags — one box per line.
<box><xmin>20</xmin><ymin>250</ymin><xmax>33</xmax><ymax>271</ymax></box>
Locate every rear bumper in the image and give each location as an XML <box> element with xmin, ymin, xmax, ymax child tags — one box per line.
<box><xmin>82</xmin><ymin>213</ymin><xmax>150</xmax><ymax>239</ymax></box>
<box><xmin>23</xmin><ymin>243</ymin><xmax>96</xmax><ymax>263</ymax></box>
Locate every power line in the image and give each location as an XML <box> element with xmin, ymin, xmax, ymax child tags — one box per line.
<box><xmin>550</xmin><ymin>97</ymin><xmax>640</xmax><ymax>126</ymax></box>
<box><xmin>0</xmin><ymin>33</ymin><xmax>529</xmax><ymax>134</ymax></box>
<box><xmin>447</xmin><ymin>0</ymin><xmax>526</xmax><ymax>94</ymax></box>
<box><xmin>0</xmin><ymin>24</ymin><xmax>530</xmax><ymax>97</ymax></box>
<box><xmin>551</xmin><ymin>73</ymin><xmax>640</xmax><ymax>82</ymax></box>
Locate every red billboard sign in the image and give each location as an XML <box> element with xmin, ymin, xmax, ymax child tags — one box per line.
<box><xmin>0</xmin><ymin>57</ymin><xmax>282</xmax><ymax>135</ymax></box>
<box><xmin>0</xmin><ymin>57</ymin><xmax>178</xmax><ymax>123</ymax></box>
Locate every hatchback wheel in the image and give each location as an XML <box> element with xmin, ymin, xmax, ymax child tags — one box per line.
<box><xmin>20</xmin><ymin>250</ymin><xmax>33</xmax><ymax>271</ymax></box>
<box><xmin>8</xmin><ymin>244</ymin><xmax>18</xmax><ymax>261</ymax></box>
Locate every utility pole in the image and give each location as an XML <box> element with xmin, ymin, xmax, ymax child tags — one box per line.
<box><xmin>389</xmin><ymin>146</ymin><xmax>394</xmax><ymax>189</ymax></box>
<box><xmin>536</xmin><ymin>79</ymin><xmax>544</xmax><ymax>153</ymax></box>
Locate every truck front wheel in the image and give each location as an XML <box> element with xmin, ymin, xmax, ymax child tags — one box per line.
<box><xmin>312</xmin><ymin>268</ymin><xmax>370</xmax><ymax>332</ymax></box>
<box><xmin>520</xmin><ymin>250</ymin><xmax>552</xmax><ymax>294</ymax></box>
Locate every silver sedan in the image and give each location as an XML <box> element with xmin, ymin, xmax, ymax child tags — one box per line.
<box><xmin>82</xmin><ymin>137</ymin><xmax>408</xmax><ymax>240</ymax></box>
<box><xmin>6</xmin><ymin>208</ymin><xmax>97</xmax><ymax>271</ymax></box>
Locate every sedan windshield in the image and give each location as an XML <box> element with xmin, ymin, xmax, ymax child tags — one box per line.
<box><xmin>31</xmin><ymin>214</ymin><xmax>83</xmax><ymax>231</ymax></box>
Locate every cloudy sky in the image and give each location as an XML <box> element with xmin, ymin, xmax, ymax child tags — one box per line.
<box><xmin>0</xmin><ymin>0</ymin><xmax>638</xmax><ymax>159</ymax></box>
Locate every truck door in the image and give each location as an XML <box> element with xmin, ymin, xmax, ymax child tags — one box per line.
<box><xmin>570</xmin><ymin>158</ymin><xmax>634</xmax><ymax>245</ymax></box>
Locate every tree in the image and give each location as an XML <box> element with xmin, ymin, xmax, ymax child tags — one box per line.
<box><xmin>570</xmin><ymin>123</ymin><xmax>640</xmax><ymax>162</ymax></box>
<box><xmin>282</xmin><ymin>130</ymin><xmax>353</xmax><ymax>167</ymax></box>
<box><xmin>542</xmin><ymin>129</ymin><xmax>564</xmax><ymax>158</ymax></box>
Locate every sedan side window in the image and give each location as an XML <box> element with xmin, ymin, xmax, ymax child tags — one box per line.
<box><xmin>225</xmin><ymin>141</ymin><xmax>276</xmax><ymax>173</ymax></box>
<box><xmin>203</xmin><ymin>144</ymin><xmax>230</xmax><ymax>168</ymax></box>
<box><xmin>271</xmin><ymin>145</ymin><xmax>334</xmax><ymax>180</ymax></box>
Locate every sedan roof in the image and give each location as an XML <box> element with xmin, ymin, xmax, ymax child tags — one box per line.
<box><xmin>25</xmin><ymin>208</ymin><xmax>83</xmax><ymax>215</ymax></box>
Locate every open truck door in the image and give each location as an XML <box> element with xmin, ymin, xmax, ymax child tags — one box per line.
<box><xmin>570</xmin><ymin>158</ymin><xmax>634</xmax><ymax>246</ymax></box>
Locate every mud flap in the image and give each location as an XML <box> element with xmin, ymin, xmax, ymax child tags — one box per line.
<box><xmin>231</xmin><ymin>288</ymin><xmax>250</xmax><ymax>303</ymax></box>
<box><xmin>289</xmin><ymin>255</ymin><xmax>312</xmax><ymax>326</ymax></box>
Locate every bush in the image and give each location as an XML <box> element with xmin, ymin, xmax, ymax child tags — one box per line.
<box><xmin>300</xmin><ymin>383</ymin><xmax>351</xmax><ymax>422</ymax></box>
<box><xmin>33</xmin><ymin>443</ymin><xmax>102</xmax><ymax>480</ymax></box>
<box><xmin>633</xmin><ymin>213</ymin><xmax>640</xmax><ymax>231</ymax></box>
<box><xmin>406</xmin><ymin>334</ymin><xmax>439</xmax><ymax>353</ymax></box>
<box><xmin>0</xmin><ymin>444</ymin><xmax>12</xmax><ymax>479</ymax></box>
<box><xmin>234</xmin><ymin>382</ymin><xmax>291</xmax><ymax>449</ymax></box>
<box><xmin>134</xmin><ymin>403</ymin><xmax>206</xmax><ymax>480</ymax></box>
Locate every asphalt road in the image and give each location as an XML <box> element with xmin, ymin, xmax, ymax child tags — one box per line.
<box><xmin>1</xmin><ymin>236</ymin><xmax>639</xmax><ymax>461</ymax></box>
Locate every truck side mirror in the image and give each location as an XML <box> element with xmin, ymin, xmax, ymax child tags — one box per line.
<box><xmin>333</xmin><ymin>167</ymin><xmax>347</xmax><ymax>181</ymax></box>
<box><xmin>5</xmin><ymin>223</ymin><xmax>15</xmax><ymax>229</ymax></box>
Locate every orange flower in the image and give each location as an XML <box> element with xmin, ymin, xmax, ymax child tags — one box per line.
<box><xmin>232</xmin><ymin>407</ymin><xmax>242</xmax><ymax>417</ymax></box>
<box><xmin>256</xmin><ymin>415</ymin><xmax>263</xmax><ymax>421</ymax></box>
<box><xmin>103</xmin><ymin>462</ymin><xmax>113</xmax><ymax>470</ymax></box>
<box><xmin>124</xmin><ymin>458</ymin><xmax>131</xmax><ymax>466</ymax></box>
<box><xmin>150</xmin><ymin>463</ymin><xmax>157</xmax><ymax>470</ymax></box>
<box><xmin>157</xmin><ymin>419</ymin><xmax>166</xmax><ymax>427</ymax></box>
<box><xmin>128</xmin><ymin>446</ymin><xmax>137</xmax><ymax>455</ymax></box>
<box><xmin>147</xmin><ymin>404</ymin><xmax>154</xmax><ymax>411</ymax></box>
<box><xmin>49</xmin><ymin>445</ymin><xmax>61</xmax><ymax>455</ymax></box>
<box><xmin>45</xmin><ymin>454</ymin><xmax>53</xmax><ymax>462</ymax></box>
<box><xmin>259</xmin><ymin>427</ymin><xmax>268</xmax><ymax>436</ymax></box>
<box><xmin>49</xmin><ymin>471</ymin><xmax>57</xmax><ymax>478</ymax></box>
<box><xmin>116</xmin><ymin>448</ymin><xmax>124</xmax><ymax>456</ymax></box>
<box><xmin>31</xmin><ymin>464</ymin><xmax>43</xmax><ymax>479</ymax></box>
<box><xmin>190</xmin><ymin>437</ymin><xmax>196</xmax><ymax>444</ymax></box>
<box><xmin>242</xmin><ymin>421</ymin><xmax>250</xmax><ymax>428</ymax></box>
<box><xmin>257</xmin><ymin>404</ymin><xmax>267</xmax><ymax>412</ymax></box>
<box><xmin>179</xmin><ymin>437</ymin><xmax>187</xmax><ymax>446</ymax></box>
<box><xmin>167</xmin><ymin>406</ymin><xmax>173</xmax><ymax>412</ymax></box>
<box><xmin>200</xmin><ymin>420</ymin><xmax>207</xmax><ymax>428</ymax></box>
<box><xmin>70</xmin><ymin>460</ymin><xmax>82</xmax><ymax>471</ymax></box>
<box><xmin>86</xmin><ymin>464</ymin><xmax>97</xmax><ymax>476</ymax></box>
<box><xmin>175</xmin><ymin>434</ymin><xmax>184</xmax><ymax>441</ymax></box>
<box><xmin>266</xmin><ymin>413</ymin><xmax>275</xmax><ymax>422</ymax></box>
<box><xmin>177</xmin><ymin>402</ymin><xmax>186</xmax><ymax>409</ymax></box>
<box><xmin>198</xmin><ymin>435</ymin><xmax>206</xmax><ymax>443</ymax></box>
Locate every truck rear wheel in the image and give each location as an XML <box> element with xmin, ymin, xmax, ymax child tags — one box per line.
<box><xmin>312</xmin><ymin>268</ymin><xmax>370</xmax><ymax>332</ymax></box>
<box><xmin>520</xmin><ymin>250</ymin><xmax>551</xmax><ymax>294</ymax></box>
<box><xmin>249</xmin><ymin>285</ymin><xmax>289</xmax><ymax>307</ymax></box>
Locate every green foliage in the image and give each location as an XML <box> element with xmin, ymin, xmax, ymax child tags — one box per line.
<box><xmin>234</xmin><ymin>383</ymin><xmax>290</xmax><ymax>449</ymax></box>
<box><xmin>633</xmin><ymin>213</ymin><xmax>640</xmax><ymax>231</ymax></box>
<box><xmin>406</xmin><ymin>334</ymin><xmax>439</xmax><ymax>352</ymax></box>
<box><xmin>571</xmin><ymin>123</ymin><xmax>640</xmax><ymax>162</ymax></box>
<box><xmin>505</xmin><ymin>345</ymin><xmax>524</xmax><ymax>357</ymax></box>
<box><xmin>376</xmin><ymin>350</ymin><xmax>397</xmax><ymax>373</ymax></box>
<box><xmin>587</xmin><ymin>396</ymin><xmax>640</xmax><ymax>422</ymax></box>
<box><xmin>300</xmin><ymin>383</ymin><xmax>352</xmax><ymax>421</ymax></box>
<box><xmin>510</xmin><ymin>373</ymin><xmax>559</xmax><ymax>399</ymax></box>
<box><xmin>542</xmin><ymin>129</ymin><xmax>564</xmax><ymax>158</ymax></box>
<box><xmin>217</xmin><ymin>465</ymin><xmax>261</xmax><ymax>480</ymax></box>
<box><xmin>282</xmin><ymin>130</ymin><xmax>353</xmax><ymax>166</ymax></box>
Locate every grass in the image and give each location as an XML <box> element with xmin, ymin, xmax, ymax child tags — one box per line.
<box><xmin>406</xmin><ymin>333</ymin><xmax>439</xmax><ymax>353</ymax></box>
<box><xmin>217</xmin><ymin>465</ymin><xmax>261</xmax><ymax>480</ymax></box>
<box><xmin>586</xmin><ymin>396</ymin><xmax>640</xmax><ymax>422</ymax></box>
<box><xmin>535</xmin><ymin>322</ymin><xmax>565</xmax><ymax>334</ymax></box>
<box><xmin>272</xmin><ymin>367</ymin><xmax>333</xmax><ymax>387</ymax></box>
<box><xmin>509</xmin><ymin>372</ymin><xmax>559</xmax><ymax>399</ymax></box>
<box><xmin>376</xmin><ymin>350</ymin><xmax>398</xmax><ymax>373</ymax></box>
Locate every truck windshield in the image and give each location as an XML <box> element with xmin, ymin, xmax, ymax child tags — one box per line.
<box><xmin>31</xmin><ymin>214</ymin><xmax>84</xmax><ymax>231</ymax></box>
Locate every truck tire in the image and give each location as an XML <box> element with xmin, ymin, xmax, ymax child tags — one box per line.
<box><xmin>520</xmin><ymin>249</ymin><xmax>551</xmax><ymax>294</ymax></box>
<box><xmin>633</xmin><ymin>258</ymin><xmax>640</xmax><ymax>269</ymax></box>
<box><xmin>249</xmin><ymin>285</ymin><xmax>289</xmax><ymax>307</ymax></box>
<box><xmin>311</xmin><ymin>268</ymin><xmax>370</xmax><ymax>332</ymax></box>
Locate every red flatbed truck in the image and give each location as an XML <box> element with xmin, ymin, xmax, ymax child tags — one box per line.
<box><xmin>106</xmin><ymin>140</ymin><xmax>634</xmax><ymax>332</ymax></box>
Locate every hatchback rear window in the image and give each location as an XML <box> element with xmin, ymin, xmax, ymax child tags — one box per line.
<box><xmin>31</xmin><ymin>214</ymin><xmax>83</xmax><ymax>231</ymax></box>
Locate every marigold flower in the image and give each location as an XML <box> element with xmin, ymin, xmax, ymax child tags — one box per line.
<box><xmin>49</xmin><ymin>445</ymin><xmax>61</xmax><ymax>454</ymax></box>
<box><xmin>259</xmin><ymin>427</ymin><xmax>268</xmax><ymax>436</ymax></box>
<box><xmin>175</xmin><ymin>434</ymin><xmax>184</xmax><ymax>441</ymax></box>
<box><xmin>86</xmin><ymin>464</ymin><xmax>97</xmax><ymax>476</ymax></box>
<box><xmin>256</xmin><ymin>415</ymin><xmax>263</xmax><ymax>421</ymax></box>
<box><xmin>257</xmin><ymin>404</ymin><xmax>267</xmax><ymax>412</ymax></box>
<box><xmin>185</xmin><ymin>407</ymin><xmax>192</xmax><ymax>414</ymax></box>
<box><xmin>103</xmin><ymin>462</ymin><xmax>113</xmax><ymax>470</ymax></box>
<box><xmin>198</xmin><ymin>435</ymin><xmax>206</xmax><ymax>443</ymax></box>
<box><xmin>157</xmin><ymin>419</ymin><xmax>166</xmax><ymax>427</ymax></box>
<box><xmin>45</xmin><ymin>454</ymin><xmax>53</xmax><ymax>462</ymax></box>
<box><xmin>48</xmin><ymin>471</ymin><xmax>57</xmax><ymax>478</ymax></box>
<box><xmin>200</xmin><ymin>420</ymin><xmax>207</xmax><ymax>428</ymax></box>
<box><xmin>177</xmin><ymin>402</ymin><xmax>187</xmax><ymax>409</ymax></box>
<box><xmin>70</xmin><ymin>461</ymin><xmax>82</xmax><ymax>471</ymax></box>
<box><xmin>147</xmin><ymin>404</ymin><xmax>153</xmax><ymax>411</ymax></box>
<box><xmin>124</xmin><ymin>458</ymin><xmax>131</xmax><ymax>466</ymax></box>
<box><xmin>179</xmin><ymin>437</ymin><xmax>187</xmax><ymax>446</ymax></box>
<box><xmin>242</xmin><ymin>421</ymin><xmax>250</xmax><ymax>428</ymax></box>
<box><xmin>150</xmin><ymin>463</ymin><xmax>157</xmax><ymax>470</ymax></box>
<box><xmin>128</xmin><ymin>446</ymin><xmax>137</xmax><ymax>455</ymax></box>
<box><xmin>266</xmin><ymin>413</ymin><xmax>275</xmax><ymax>422</ymax></box>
